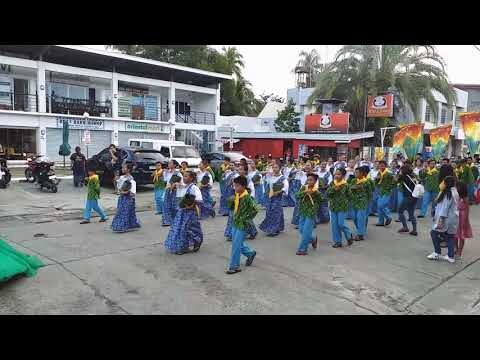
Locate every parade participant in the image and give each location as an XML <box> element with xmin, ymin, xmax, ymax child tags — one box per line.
<box><xmin>315</xmin><ymin>161</ymin><xmax>331</xmax><ymax>224</ymax></box>
<box><xmin>219</xmin><ymin>163</ymin><xmax>235</xmax><ymax>216</ymax></box>
<box><xmin>180</xmin><ymin>161</ymin><xmax>189</xmax><ymax>177</ymax></box>
<box><xmin>413</xmin><ymin>159</ymin><xmax>423</xmax><ymax>177</ymax></box>
<box><xmin>111</xmin><ymin>163</ymin><xmax>140</xmax><ymax>233</ymax></box>
<box><xmin>248</xmin><ymin>161</ymin><xmax>265</xmax><ymax>207</ymax></box>
<box><xmin>327</xmin><ymin>168</ymin><xmax>353</xmax><ymax>248</ymax></box>
<box><xmin>225</xmin><ymin>175</ymin><xmax>258</xmax><ymax>274</ymax></box>
<box><xmin>326</xmin><ymin>157</ymin><xmax>334</xmax><ymax>174</ymax></box>
<box><xmin>291</xmin><ymin>161</ymin><xmax>312</xmax><ymax>228</ymax></box>
<box><xmin>360</xmin><ymin>156</ymin><xmax>372</xmax><ymax>170</ymax></box>
<box><xmin>259</xmin><ymin>162</ymin><xmax>289</xmax><ymax>237</ymax></box>
<box><xmin>345</xmin><ymin>160</ymin><xmax>356</xmax><ymax>220</ymax></box>
<box><xmin>70</xmin><ymin>146</ymin><xmax>86</xmax><ymax>187</ymax></box>
<box><xmin>350</xmin><ymin>167</ymin><xmax>373</xmax><ymax>241</ymax></box>
<box><xmin>418</xmin><ymin>159</ymin><xmax>439</xmax><ymax>218</ymax></box>
<box><xmin>295</xmin><ymin>173</ymin><xmax>323</xmax><ymax>255</ymax></box>
<box><xmin>218</xmin><ymin>156</ymin><xmax>231</xmax><ymax>203</ymax></box>
<box><xmin>441</xmin><ymin>158</ymin><xmax>450</xmax><ymax>166</ymax></box>
<box><xmin>368</xmin><ymin>160</ymin><xmax>380</xmax><ymax>216</ymax></box>
<box><xmin>455</xmin><ymin>181</ymin><xmax>473</xmax><ymax>259</ymax></box>
<box><xmin>395</xmin><ymin>164</ymin><xmax>418</xmax><ymax>236</ymax></box>
<box><xmin>109</xmin><ymin>144</ymin><xmax>122</xmax><ymax>194</ymax></box>
<box><xmin>161</xmin><ymin>160</ymin><xmax>183</xmax><ymax>226</ymax></box>
<box><xmin>427</xmin><ymin>176</ymin><xmax>458</xmax><ymax>263</ymax></box>
<box><xmin>375</xmin><ymin>160</ymin><xmax>395</xmax><ymax>227</ymax></box>
<box><xmin>165</xmin><ymin>171</ymin><xmax>203</xmax><ymax>255</ymax></box>
<box><xmin>0</xmin><ymin>238</ymin><xmax>44</xmax><ymax>282</ymax></box>
<box><xmin>333</xmin><ymin>155</ymin><xmax>347</xmax><ymax>172</ymax></box>
<box><xmin>197</xmin><ymin>160</ymin><xmax>216</xmax><ymax>220</ymax></box>
<box><xmin>282</xmin><ymin>159</ymin><xmax>297</xmax><ymax>207</ymax></box>
<box><xmin>467</xmin><ymin>157</ymin><xmax>479</xmax><ymax>203</ymax></box>
<box><xmin>389</xmin><ymin>159</ymin><xmax>402</xmax><ymax>217</ymax></box>
<box><xmin>152</xmin><ymin>161</ymin><xmax>165</xmax><ymax>215</ymax></box>
<box><xmin>455</xmin><ymin>159</ymin><xmax>474</xmax><ymax>204</ymax></box>
<box><xmin>204</xmin><ymin>159</ymin><xmax>216</xmax><ymax>182</ymax></box>
<box><xmin>80</xmin><ymin>167</ymin><xmax>108</xmax><ymax>224</ymax></box>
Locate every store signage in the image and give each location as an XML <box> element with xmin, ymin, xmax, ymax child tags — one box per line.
<box><xmin>57</xmin><ymin>117</ymin><xmax>105</xmax><ymax>130</ymax></box>
<box><xmin>304</xmin><ymin>112</ymin><xmax>350</xmax><ymax>134</ymax></box>
<box><xmin>367</xmin><ymin>94</ymin><xmax>394</xmax><ymax>118</ymax></box>
<box><xmin>125</xmin><ymin>122</ymin><xmax>167</xmax><ymax>133</ymax></box>
<box><xmin>0</xmin><ymin>64</ymin><xmax>12</xmax><ymax>74</ymax></box>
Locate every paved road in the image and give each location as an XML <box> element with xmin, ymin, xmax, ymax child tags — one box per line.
<box><xmin>1</xmin><ymin>182</ymin><xmax>480</xmax><ymax>314</ymax></box>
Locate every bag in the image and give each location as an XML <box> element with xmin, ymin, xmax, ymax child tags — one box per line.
<box><xmin>405</xmin><ymin>175</ymin><xmax>424</xmax><ymax>198</ymax></box>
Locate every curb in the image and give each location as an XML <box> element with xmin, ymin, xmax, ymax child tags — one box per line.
<box><xmin>11</xmin><ymin>176</ymin><xmax>74</xmax><ymax>182</ymax></box>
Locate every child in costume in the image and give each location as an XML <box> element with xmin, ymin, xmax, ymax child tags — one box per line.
<box><xmin>374</xmin><ymin>160</ymin><xmax>395</xmax><ymax>227</ymax></box>
<box><xmin>351</xmin><ymin>166</ymin><xmax>374</xmax><ymax>241</ymax></box>
<box><xmin>161</xmin><ymin>160</ymin><xmax>183</xmax><ymax>226</ymax></box>
<box><xmin>80</xmin><ymin>167</ymin><xmax>108</xmax><ymax>224</ymax></box>
<box><xmin>111</xmin><ymin>163</ymin><xmax>140</xmax><ymax>232</ymax></box>
<box><xmin>197</xmin><ymin>160</ymin><xmax>216</xmax><ymax>219</ymax></box>
<box><xmin>418</xmin><ymin>159</ymin><xmax>439</xmax><ymax>218</ymax></box>
<box><xmin>152</xmin><ymin>161</ymin><xmax>166</xmax><ymax>215</ymax></box>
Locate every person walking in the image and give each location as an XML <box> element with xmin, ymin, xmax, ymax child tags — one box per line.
<box><xmin>111</xmin><ymin>163</ymin><xmax>140</xmax><ymax>233</ymax></box>
<box><xmin>374</xmin><ymin>160</ymin><xmax>395</xmax><ymax>227</ymax></box>
<box><xmin>70</xmin><ymin>146</ymin><xmax>86</xmax><ymax>187</ymax></box>
<box><xmin>455</xmin><ymin>181</ymin><xmax>473</xmax><ymax>259</ymax></box>
<box><xmin>80</xmin><ymin>167</ymin><xmax>108</xmax><ymax>224</ymax></box>
<box><xmin>327</xmin><ymin>168</ymin><xmax>353</xmax><ymax>248</ymax></box>
<box><xmin>152</xmin><ymin>161</ymin><xmax>166</xmax><ymax>215</ymax></box>
<box><xmin>418</xmin><ymin>159</ymin><xmax>439</xmax><ymax>218</ymax></box>
<box><xmin>351</xmin><ymin>167</ymin><xmax>374</xmax><ymax>241</ymax></box>
<box><xmin>396</xmin><ymin>165</ymin><xmax>418</xmax><ymax>236</ymax></box>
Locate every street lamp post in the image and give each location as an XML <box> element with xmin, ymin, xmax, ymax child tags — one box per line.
<box><xmin>83</xmin><ymin>112</ymin><xmax>90</xmax><ymax>158</ymax></box>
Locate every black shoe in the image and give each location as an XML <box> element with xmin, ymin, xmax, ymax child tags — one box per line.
<box><xmin>212</xmin><ymin>212</ymin><xmax>216</xmax><ymax>218</ymax></box>
<box><xmin>226</xmin><ymin>268</ymin><xmax>242</xmax><ymax>275</ymax></box>
<box><xmin>192</xmin><ymin>244</ymin><xmax>201</xmax><ymax>252</ymax></box>
<box><xmin>246</xmin><ymin>251</ymin><xmax>256</xmax><ymax>266</ymax></box>
<box><xmin>395</xmin><ymin>219</ymin><xmax>401</xmax><ymax>223</ymax></box>
<box><xmin>332</xmin><ymin>243</ymin><xmax>342</xmax><ymax>248</ymax></box>
<box><xmin>417</xmin><ymin>215</ymin><xmax>425</xmax><ymax>218</ymax></box>
<box><xmin>375</xmin><ymin>223</ymin><xmax>385</xmax><ymax>227</ymax></box>
<box><xmin>409</xmin><ymin>231</ymin><xmax>418</xmax><ymax>236</ymax></box>
<box><xmin>99</xmin><ymin>218</ymin><xmax>107</xmax><ymax>223</ymax></box>
<box><xmin>80</xmin><ymin>220</ymin><xmax>90</xmax><ymax>224</ymax></box>
<box><xmin>311</xmin><ymin>236</ymin><xmax>318</xmax><ymax>249</ymax></box>
<box><xmin>347</xmin><ymin>237</ymin><xmax>353</xmax><ymax>246</ymax></box>
<box><xmin>355</xmin><ymin>235</ymin><xmax>364</xmax><ymax>241</ymax></box>
<box><xmin>247</xmin><ymin>233</ymin><xmax>257</xmax><ymax>240</ymax></box>
<box><xmin>385</xmin><ymin>218</ymin><xmax>392</xmax><ymax>226</ymax></box>
<box><xmin>175</xmin><ymin>250</ymin><xmax>189</xmax><ymax>255</ymax></box>
<box><xmin>225</xmin><ymin>237</ymin><xmax>232</xmax><ymax>242</ymax></box>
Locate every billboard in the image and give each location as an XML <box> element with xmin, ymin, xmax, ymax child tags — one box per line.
<box><xmin>367</xmin><ymin>94</ymin><xmax>394</xmax><ymax>118</ymax></box>
<box><xmin>304</xmin><ymin>112</ymin><xmax>350</xmax><ymax>134</ymax></box>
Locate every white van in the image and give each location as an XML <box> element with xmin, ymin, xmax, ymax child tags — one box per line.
<box><xmin>128</xmin><ymin>139</ymin><xmax>202</xmax><ymax>167</ymax></box>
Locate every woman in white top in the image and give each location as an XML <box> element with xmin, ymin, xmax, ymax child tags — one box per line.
<box><xmin>196</xmin><ymin>160</ymin><xmax>216</xmax><ymax>219</ymax></box>
<box><xmin>111</xmin><ymin>163</ymin><xmax>140</xmax><ymax>232</ymax></box>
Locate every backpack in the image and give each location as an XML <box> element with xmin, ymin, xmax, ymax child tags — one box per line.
<box><xmin>404</xmin><ymin>175</ymin><xmax>425</xmax><ymax>199</ymax></box>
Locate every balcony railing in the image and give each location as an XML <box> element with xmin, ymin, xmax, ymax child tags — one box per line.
<box><xmin>47</xmin><ymin>95</ymin><xmax>112</xmax><ymax>117</ymax></box>
<box><xmin>0</xmin><ymin>92</ymin><xmax>38</xmax><ymax>112</ymax></box>
<box><xmin>175</xmin><ymin>111</ymin><xmax>215</xmax><ymax>125</ymax></box>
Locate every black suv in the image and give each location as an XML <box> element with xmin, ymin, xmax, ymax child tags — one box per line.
<box><xmin>90</xmin><ymin>147</ymin><xmax>168</xmax><ymax>186</ymax></box>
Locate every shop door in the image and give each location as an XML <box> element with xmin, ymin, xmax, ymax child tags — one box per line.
<box><xmin>14</xmin><ymin>79</ymin><xmax>29</xmax><ymax>111</ymax></box>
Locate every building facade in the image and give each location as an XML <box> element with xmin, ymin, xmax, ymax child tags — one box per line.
<box><xmin>452</xmin><ymin>84</ymin><xmax>480</xmax><ymax>112</ymax></box>
<box><xmin>0</xmin><ymin>45</ymin><xmax>231</xmax><ymax>162</ymax></box>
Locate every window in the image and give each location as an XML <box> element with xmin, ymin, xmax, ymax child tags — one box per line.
<box><xmin>440</xmin><ymin>105</ymin><xmax>447</xmax><ymax>124</ymax></box>
<box><xmin>134</xmin><ymin>151</ymin><xmax>166</xmax><ymax>163</ymax></box>
<box><xmin>425</xmin><ymin>105</ymin><xmax>431</xmax><ymax>122</ymax></box>
<box><xmin>159</xmin><ymin>146</ymin><xmax>170</xmax><ymax>158</ymax></box>
<box><xmin>171</xmin><ymin>146</ymin><xmax>200</xmax><ymax>158</ymax></box>
<box><xmin>129</xmin><ymin>141</ymin><xmax>141</xmax><ymax>147</ymax></box>
<box><xmin>140</xmin><ymin>142</ymin><xmax>153</xmax><ymax>149</ymax></box>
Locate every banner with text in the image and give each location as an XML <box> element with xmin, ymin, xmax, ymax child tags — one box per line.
<box><xmin>367</xmin><ymin>94</ymin><xmax>394</xmax><ymax>118</ymax></box>
<box><xmin>429</xmin><ymin>125</ymin><xmax>452</xmax><ymax>160</ymax></box>
<box><xmin>460</xmin><ymin>112</ymin><xmax>480</xmax><ymax>155</ymax></box>
<box><xmin>304</xmin><ymin>112</ymin><xmax>349</xmax><ymax>134</ymax></box>
<box><xmin>392</xmin><ymin>123</ymin><xmax>424</xmax><ymax>160</ymax></box>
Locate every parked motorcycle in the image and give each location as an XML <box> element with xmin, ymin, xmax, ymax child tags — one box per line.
<box><xmin>30</xmin><ymin>158</ymin><xmax>60</xmax><ymax>193</ymax></box>
<box><xmin>0</xmin><ymin>158</ymin><xmax>11</xmax><ymax>188</ymax></box>
<box><xmin>25</xmin><ymin>155</ymin><xmax>43</xmax><ymax>183</ymax></box>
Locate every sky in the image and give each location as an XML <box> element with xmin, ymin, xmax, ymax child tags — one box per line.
<box><xmin>85</xmin><ymin>45</ymin><xmax>480</xmax><ymax>98</ymax></box>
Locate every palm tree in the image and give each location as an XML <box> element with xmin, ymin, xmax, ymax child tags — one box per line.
<box><xmin>293</xmin><ymin>49</ymin><xmax>323</xmax><ymax>88</ymax></box>
<box><xmin>222</xmin><ymin>46</ymin><xmax>245</xmax><ymax>80</ymax></box>
<box><xmin>309</xmin><ymin>45</ymin><xmax>456</xmax><ymax>134</ymax></box>
<box><xmin>235</xmin><ymin>78</ymin><xmax>257</xmax><ymax>116</ymax></box>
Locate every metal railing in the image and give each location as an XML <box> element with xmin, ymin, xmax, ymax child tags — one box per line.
<box><xmin>119</xmin><ymin>104</ymin><xmax>170</xmax><ymax>122</ymax></box>
<box><xmin>47</xmin><ymin>95</ymin><xmax>112</xmax><ymax>117</ymax></box>
<box><xmin>175</xmin><ymin>111</ymin><xmax>215</xmax><ymax>125</ymax></box>
<box><xmin>0</xmin><ymin>92</ymin><xmax>38</xmax><ymax>112</ymax></box>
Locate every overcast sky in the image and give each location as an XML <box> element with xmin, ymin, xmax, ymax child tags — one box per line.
<box><xmin>86</xmin><ymin>45</ymin><xmax>480</xmax><ymax>98</ymax></box>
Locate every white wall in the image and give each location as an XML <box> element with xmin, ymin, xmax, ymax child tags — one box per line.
<box><xmin>218</xmin><ymin>115</ymin><xmax>275</xmax><ymax>133</ymax></box>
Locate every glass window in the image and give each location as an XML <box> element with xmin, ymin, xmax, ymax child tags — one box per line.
<box><xmin>425</xmin><ymin>105</ymin><xmax>431</xmax><ymax>122</ymax></box>
<box><xmin>171</xmin><ymin>146</ymin><xmax>200</xmax><ymax>158</ymax></box>
<box><xmin>159</xmin><ymin>146</ymin><xmax>170</xmax><ymax>158</ymax></box>
<box><xmin>134</xmin><ymin>151</ymin><xmax>166</xmax><ymax>163</ymax></box>
<box><xmin>50</xmin><ymin>82</ymin><xmax>68</xmax><ymax>98</ymax></box>
<box><xmin>129</xmin><ymin>141</ymin><xmax>141</xmax><ymax>147</ymax></box>
<box><xmin>140</xmin><ymin>142</ymin><xmax>154</xmax><ymax>149</ymax></box>
<box><xmin>69</xmin><ymin>85</ymin><xmax>87</xmax><ymax>100</ymax></box>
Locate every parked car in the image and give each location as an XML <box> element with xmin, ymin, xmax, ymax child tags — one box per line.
<box><xmin>202</xmin><ymin>151</ymin><xmax>252</xmax><ymax>173</ymax></box>
<box><xmin>89</xmin><ymin>147</ymin><xmax>168</xmax><ymax>186</ymax></box>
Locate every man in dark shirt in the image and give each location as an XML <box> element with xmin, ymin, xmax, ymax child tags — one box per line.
<box><xmin>70</xmin><ymin>146</ymin><xmax>86</xmax><ymax>187</ymax></box>
<box><xmin>109</xmin><ymin>144</ymin><xmax>122</xmax><ymax>193</ymax></box>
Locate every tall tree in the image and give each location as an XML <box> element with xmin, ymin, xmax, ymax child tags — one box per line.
<box><xmin>308</xmin><ymin>45</ymin><xmax>456</xmax><ymax>144</ymax></box>
<box><xmin>274</xmin><ymin>99</ymin><xmax>300</xmax><ymax>132</ymax></box>
<box><xmin>222</xmin><ymin>46</ymin><xmax>245</xmax><ymax>80</ymax></box>
<box><xmin>293</xmin><ymin>49</ymin><xmax>323</xmax><ymax>88</ymax></box>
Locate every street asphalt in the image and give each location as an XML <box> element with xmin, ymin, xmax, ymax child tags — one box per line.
<box><xmin>1</xmin><ymin>180</ymin><xmax>480</xmax><ymax>315</ymax></box>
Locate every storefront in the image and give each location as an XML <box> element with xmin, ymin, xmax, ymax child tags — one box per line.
<box><xmin>118</xmin><ymin>121</ymin><xmax>169</xmax><ymax>146</ymax></box>
<box><xmin>0</xmin><ymin>127</ymin><xmax>37</xmax><ymax>159</ymax></box>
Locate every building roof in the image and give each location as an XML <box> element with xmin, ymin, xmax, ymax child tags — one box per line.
<box><xmin>228</xmin><ymin>131</ymin><xmax>374</xmax><ymax>141</ymax></box>
<box><xmin>452</xmin><ymin>84</ymin><xmax>480</xmax><ymax>90</ymax></box>
<box><xmin>0</xmin><ymin>45</ymin><xmax>233</xmax><ymax>87</ymax></box>
<box><xmin>257</xmin><ymin>101</ymin><xmax>286</xmax><ymax>118</ymax></box>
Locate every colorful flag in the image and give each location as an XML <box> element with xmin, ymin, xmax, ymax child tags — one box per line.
<box><xmin>392</xmin><ymin>123</ymin><xmax>424</xmax><ymax>160</ymax></box>
<box><xmin>429</xmin><ymin>125</ymin><xmax>452</xmax><ymax>160</ymax></box>
<box><xmin>460</xmin><ymin>112</ymin><xmax>480</xmax><ymax>155</ymax></box>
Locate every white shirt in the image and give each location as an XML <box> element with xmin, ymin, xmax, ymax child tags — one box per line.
<box><xmin>163</xmin><ymin>169</ymin><xmax>183</xmax><ymax>183</ymax></box>
<box><xmin>369</xmin><ymin>168</ymin><xmax>379</xmax><ymax>179</ymax></box>
<box><xmin>196</xmin><ymin>170</ymin><xmax>213</xmax><ymax>186</ymax></box>
<box><xmin>334</xmin><ymin>161</ymin><xmax>347</xmax><ymax>171</ymax></box>
<box><xmin>413</xmin><ymin>167</ymin><xmax>422</xmax><ymax>177</ymax></box>
<box><xmin>317</xmin><ymin>170</ymin><xmax>333</xmax><ymax>185</ymax></box>
<box><xmin>117</xmin><ymin>174</ymin><xmax>136</xmax><ymax>195</ymax></box>
<box><xmin>177</xmin><ymin>183</ymin><xmax>203</xmax><ymax>202</ymax></box>
<box><xmin>267</xmin><ymin>174</ymin><xmax>289</xmax><ymax>194</ymax></box>
<box><xmin>248</xmin><ymin>170</ymin><xmax>263</xmax><ymax>184</ymax></box>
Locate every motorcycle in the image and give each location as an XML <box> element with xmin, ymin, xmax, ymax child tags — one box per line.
<box><xmin>25</xmin><ymin>155</ymin><xmax>43</xmax><ymax>183</ymax></box>
<box><xmin>34</xmin><ymin>159</ymin><xmax>60</xmax><ymax>193</ymax></box>
<box><xmin>0</xmin><ymin>158</ymin><xmax>11</xmax><ymax>188</ymax></box>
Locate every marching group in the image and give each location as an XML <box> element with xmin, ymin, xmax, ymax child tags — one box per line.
<box><xmin>1</xmin><ymin>147</ymin><xmax>478</xmax><ymax>281</ymax></box>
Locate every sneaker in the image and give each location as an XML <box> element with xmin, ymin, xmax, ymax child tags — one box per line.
<box><xmin>442</xmin><ymin>255</ymin><xmax>455</xmax><ymax>263</ymax></box>
<box><xmin>332</xmin><ymin>243</ymin><xmax>342</xmax><ymax>248</ymax></box>
<box><xmin>99</xmin><ymin>218</ymin><xmax>108</xmax><ymax>223</ymax></box>
<box><xmin>427</xmin><ymin>252</ymin><xmax>440</xmax><ymax>260</ymax></box>
<box><xmin>226</xmin><ymin>268</ymin><xmax>242</xmax><ymax>275</ymax></box>
<box><xmin>395</xmin><ymin>219</ymin><xmax>401</xmax><ymax>223</ymax></box>
<box><xmin>417</xmin><ymin>215</ymin><xmax>425</xmax><ymax>218</ymax></box>
<box><xmin>246</xmin><ymin>251</ymin><xmax>256</xmax><ymax>266</ymax></box>
<box><xmin>80</xmin><ymin>220</ymin><xmax>90</xmax><ymax>224</ymax></box>
<box><xmin>409</xmin><ymin>231</ymin><xmax>418</xmax><ymax>236</ymax></box>
<box><xmin>375</xmin><ymin>223</ymin><xmax>385</xmax><ymax>227</ymax></box>
<box><xmin>398</xmin><ymin>228</ymin><xmax>409</xmax><ymax>233</ymax></box>
<box><xmin>385</xmin><ymin>218</ymin><xmax>392</xmax><ymax>226</ymax></box>
<box><xmin>296</xmin><ymin>250</ymin><xmax>307</xmax><ymax>256</ymax></box>
<box><xmin>311</xmin><ymin>236</ymin><xmax>318</xmax><ymax>249</ymax></box>
<box><xmin>355</xmin><ymin>235</ymin><xmax>364</xmax><ymax>241</ymax></box>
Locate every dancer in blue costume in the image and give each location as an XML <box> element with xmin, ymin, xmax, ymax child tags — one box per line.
<box><xmin>259</xmin><ymin>162</ymin><xmax>289</xmax><ymax>237</ymax></box>
<box><xmin>281</xmin><ymin>159</ymin><xmax>297</xmax><ymax>207</ymax></box>
<box><xmin>248</xmin><ymin>162</ymin><xmax>265</xmax><ymax>208</ymax></box>
<box><xmin>316</xmin><ymin>161</ymin><xmax>332</xmax><ymax>224</ymax></box>
<box><xmin>219</xmin><ymin>162</ymin><xmax>234</xmax><ymax>216</ymax></box>
<box><xmin>111</xmin><ymin>163</ymin><xmax>141</xmax><ymax>232</ymax></box>
<box><xmin>368</xmin><ymin>161</ymin><xmax>380</xmax><ymax>216</ymax></box>
<box><xmin>197</xmin><ymin>160</ymin><xmax>216</xmax><ymax>220</ymax></box>
<box><xmin>165</xmin><ymin>171</ymin><xmax>203</xmax><ymax>255</ymax></box>
<box><xmin>217</xmin><ymin>157</ymin><xmax>231</xmax><ymax>210</ymax></box>
<box><xmin>161</xmin><ymin>160</ymin><xmax>183</xmax><ymax>226</ymax></box>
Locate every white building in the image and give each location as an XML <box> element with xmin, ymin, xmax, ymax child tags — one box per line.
<box><xmin>0</xmin><ymin>45</ymin><xmax>232</xmax><ymax>162</ymax></box>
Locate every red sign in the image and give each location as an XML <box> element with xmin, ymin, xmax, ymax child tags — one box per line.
<box><xmin>367</xmin><ymin>94</ymin><xmax>394</xmax><ymax>117</ymax></box>
<box><xmin>304</xmin><ymin>112</ymin><xmax>350</xmax><ymax>134</ymax></box>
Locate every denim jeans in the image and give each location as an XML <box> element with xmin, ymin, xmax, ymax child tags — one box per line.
<box><xmin>298</xmin><ymin>216</ymin><xmax>315</xmax><ymax>252</ymax></box>
<box><xmin>468</xmin><ymin>184</ymin><xmax>475</xmax><ymax>202</ymax></box>
<box><xmin>368</xmin><ymin>188</ymin><xmax>379</xmax><ymax>215</ymax></box>
<box><xmin>430</xmin><ymin>230</ymin><xmax>454</xmax><ymax>258</ymax></box>
<box><xmin>377</xmin><ymin>194</ymin><xmax>392</xmax><ymax>225</ymax></box>
<box><xmin>83</xmin><ymin>199</ymin><xmax>107</xmax><ymax>221</ymax></box>
<box><xmin>353</xmin><ymin>208</ymin><xmax>368</xmax><ymax>236</ymax></box>
<box><xmin>398</xmin><ymin>195</ymin><xmax>417</xmax><ymax>231</ymax></box>
<box><xmin>420</xmin><ymin>191</ymin><xmax>438</xmax><ymax>217</ymax></box>
<box><xmin>396</xmin><ymin>190</ymin><xmax>403</xmax><ymax>219</ymax></box>
<box><xmin>154</xmin><ymin>188</ymin><xmax>165</xmax><ymax>214</ymax></box>
<box><xmin>330</xmin><ymin>211</ymin><xmax>352</xmax><ymax>245</ymax></box>
<box><xmin>229</xmin><ymin>226</ymin><xmax>256</xmax><ymax>270</ymax></box>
